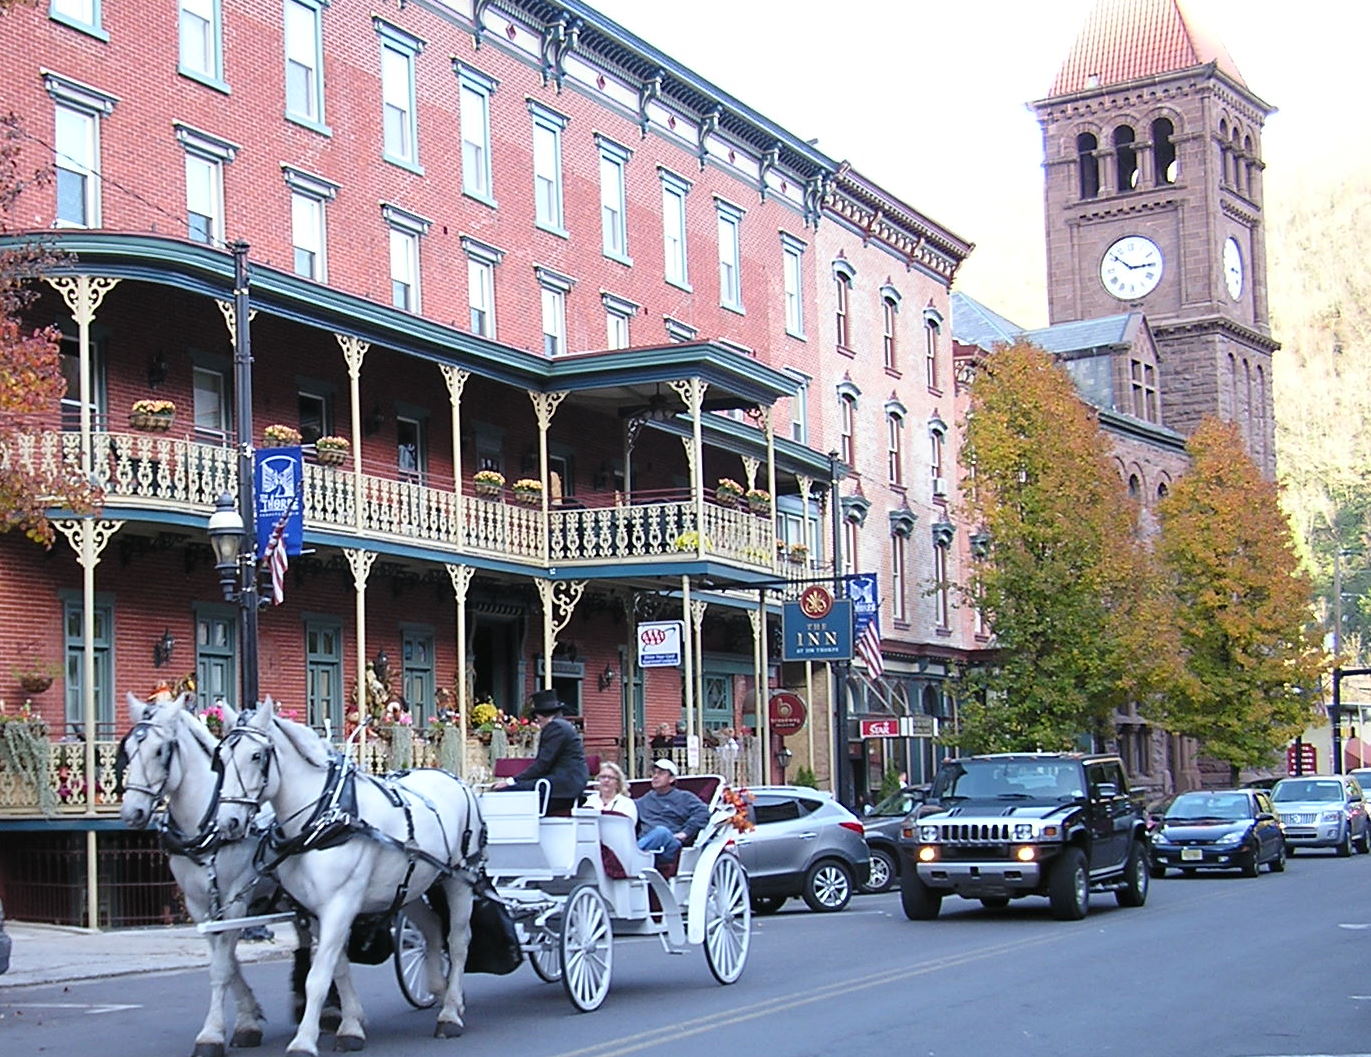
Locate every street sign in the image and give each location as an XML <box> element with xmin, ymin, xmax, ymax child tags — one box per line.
<box><xmin>769</xmin><ymin>691</ymin><xmax>808</xmax><ymax>735</ymax></box>
<box><xmin>637</xmin><ymin>620</ymin><xmax>684</xmax><ymax>667</ymax></box>
<box><xmin>1287</xmin><ymin>742</ymin><xmax>1318</xmax><ymax>775</ymax></box>
<box><xmin>860</xmin><ymin>715</ymin><xmax>937</xmax><ymax>739</ymax></box>
<box><xmin>782</xmin><ymin>599</ymin><xmax>853</xmax><ymax>661</ymax></box>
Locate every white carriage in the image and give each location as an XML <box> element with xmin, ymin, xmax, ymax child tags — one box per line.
<box><xmin>395</xmin><ymin>775</ymin><xmax>751</xmax><ymax>1012</ymax></box>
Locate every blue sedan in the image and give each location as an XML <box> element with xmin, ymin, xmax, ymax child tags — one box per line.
<box><xmin>1149</xmin><ymin>789</ymin><xmax>1286</xmax><ymax>878</ymax></box>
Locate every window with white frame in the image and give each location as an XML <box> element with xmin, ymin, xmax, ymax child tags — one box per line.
<box><xmin>833</xmin><ymin>259</ymin><xmax>856</xmax><ymax>350</ymax></box>
<box><xmin>598</xmin><ymin>136</ymin><xmax>631</xmax><ymax>262</ymax></box>
<box><xmin>932</xmin><ymin>539</ymin><xmax>950</xmax><ymax>628</ymax></box>
<box><xmin>536</xmin><ymin>266</ymin><xmax>574</xmax><ymax>356</ymax></box>
<box><xmin>925</xmin><ymin>308</ymin><xmax>943</xmax><ymax>389</ymax></box>
<box><xmin>284</xmin><ymin>0</ymin><xmax>326</xmax><ymax>127</ymax></box>
<box><xmin>891</xmin><ymin>534</ymin><xmax>907</xmax><ymax>622</ymax></box>
<box><xmin>881</xmin><ymin>286</ymin><xmax>901</xmax><ymax>370</ymax></box>
<box><xmin>176</xmin><ymin>124</ymin><xmax>237</xmax><ymax>246</ymax></box>
<box><xmin>283</xmin><ymin>166</ymin><xmax>336</xmax><ymax>281</ymax></box>
<box><xmin>602</xmin><ymin>292</ymin><xmax>638</xmax><ymax>351</ymax></box>
<box><xmin>58</xmin><ymin>330</ymin><xmax>105</xmax><ymax>430</ymax></box>
<box><xmin>179</xmin><ymin>0</ymin><xmax>223</xmax><ymax>83</ymax></box>
<box><xmin>397</xmin><ymin>413</ymin><xmax>426</xmax><ymax>483</ymax></box>
<box><xmin>660</xmin><ymin>168</ymin><xmax>691</xmax><ymax>289</ymax></box>
<box><xmin>384</xmin><ymin>203</ymin><xmax>430</xmax><ymax>312</ymax></box>
<box><xmin>716</xmin><ymin>198</ymin><xmax>743</xmax><ymax>311</ymax></box>
<box><xmin>298</xmin><ymin>390</ymin><xmax>330</xmax><ymax>443</ymax></box>
<box><xmin>45</xmin><ymin>73</ymin><xmax>116</xmax><ymax>229</ymax></box>
<box><xmin>838</xmin><ymin>387</ymin><xmax>858</xmax><ymax>465</ymax></box>
<box><xmin>783</xmin><ymin>368</ymin><xmax>809</xmax><ymax>444</ymax></box>
<box><xmin>193</xmin><ymin>364</ymin><xmax>229</xmax><ymax>438</ymax></box>
<box><xmin>664</xmin><ymin>316</ymin><xmax>696</xmax><ymax>343</ymax></box>
<box><xmin>461</xmin><ymin>236</ymin><xmax>502</xmax><ymax>339</ymax></box>
<box><xmin>50</xmin><ymin>0</ymin><xmax>103</xmax><ymax>37</ymax></box>
<box><xmin>781</xmin><ymin>233</ymin><xmax>805</xmax><ymax>337</ymax></box>
<box><xmin>529</xmin><ymin>101</ymin><xmax>568</xmax><ymax>233</ymax></box>
<box><xmin>376</xmin><ymin>20</ymin><xmax>423</xmax><ymax>168</ymax></box>
<box><xmin>842</xmin><ymin>520</ymin><xmax>858</xmax><ymax>576</ymax></box>
<box><xmin>930</xmin><ymin>418</ymin><xmax>946</xmax><ymax>494</ymax></box>
<box><xmin>886</xmin><ymin>406</ymin><xmax>904</xmax><ymax>485</ymax></box>
<box><xmin>456</xmin><ymin>64</ymin><xmax>496</xmax><ymax>202</ymax></box>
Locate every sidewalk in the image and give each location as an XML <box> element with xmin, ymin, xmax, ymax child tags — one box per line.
<box><xmin>0</xmin><ymin>921</ymin><xmax>297</xmax><ymax>989</ymax></box>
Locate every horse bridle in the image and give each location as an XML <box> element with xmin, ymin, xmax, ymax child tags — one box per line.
<box><xmin>214</xmin><ymin>722</ymin><xmax>275</xmax><ymax>817</ymax></box>
<box><xmin>118</xmin><ymin>719</ymin><xmax>179</xmax><ymax>802</ymax></box>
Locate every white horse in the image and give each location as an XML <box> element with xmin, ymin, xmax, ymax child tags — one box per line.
<box><xmin>214</xmin><ymin>699</ymin><xmax>480</xmax><ymax>1056</ymax></box>
<box><xmin>119</xmin><ymin>692</ymin><xmax>306</xmax><ymax>1057</ymax></box>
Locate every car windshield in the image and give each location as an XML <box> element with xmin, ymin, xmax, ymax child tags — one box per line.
<box><xmin>1273</xmin><ymin>780</ymin><xmax>1344</xmax><ymax>803</ymax></box>
<box><xmin>869</xmin><ymin>791</ymin><xmax>917</xmax><ymax>817</ymax></box>
<box><xmin>1164</xmin><ymin>792</ymin><xmax>1252</xmax><ymax>821</ymax></box>
<box><xmin>932</xmin><ymin>760</ymin><xmax>1084</xmax><ymax>801</ymax></box>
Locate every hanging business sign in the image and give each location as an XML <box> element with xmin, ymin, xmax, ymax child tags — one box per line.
<box><xmin>637</xmin><ymin>620</ymin><xmax>684</xmax><ymax>668</ymax></box>
<box><xmin>769</xmin><ymin>691</ymin><xmax>808</xmax><ymax>735</ymax></box>
<box><xmin>860</xmin><ymin>715</ymin><xmax>937</xmax><ymax>739</ymax></box>
<box><xmin>254</xmin><ymin>448</ymin><xmax>304</xmax><ymax>558</ymax></box>
<box><xmin>782</xmin><ymin>585</ymin><xmax>853</xmax><ymax>661</ymax></box>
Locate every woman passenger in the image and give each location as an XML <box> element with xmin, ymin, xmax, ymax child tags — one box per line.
<box><xmin>584</xmin><ymin>761</ymin><xmax>637</xmax><ymax>824</ymax></box>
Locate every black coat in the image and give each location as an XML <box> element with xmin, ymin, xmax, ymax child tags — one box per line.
<box><xmin>509</xmin><ymin>716</ymin><xmax>588</xmax><ymax>801</ymax></box>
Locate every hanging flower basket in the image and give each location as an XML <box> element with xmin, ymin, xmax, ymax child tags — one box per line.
<box><xmin>130</xmin><ymin>400</ymin><xmax>176</xmax><ymax>431</ymax></box>
<box><xmin>473</xmin><ymin>470</ymin><xmax>505</xmax><ymax>498</ymax></box>
<box><xmin>315</xmin><ymin>436</ymin><xmax>350</xmax><ymax>465</ymax></box>
<box><xmin>746</xmin><ymin>488</ymin><xmax>772</xmax><ymax>515</ymax></box>
<box><xmin>263</xmin><ymin>424</ymin><xmax>303</xmax><ymax>447</ymax></box>
<box><xmin>715</xmin><ymin>478</ymin><xmax>744</xmax><ymax>508</ymax></box>
<box><xmin>512</xmin><ymin>479</ymin><xmax>543</xmax><ymax>507</ymax></box>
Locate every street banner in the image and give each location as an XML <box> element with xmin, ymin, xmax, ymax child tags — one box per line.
<box><xmin>255</xmin><ymin>447</ymin><xmax>304</xmax><ymax>558</ymax></box>
<box><xmin>849</xmin><ymin>572</ymin><xmax>884</xmax><ymax>677</ymax></box>
<box><xmin>637</xmin><ymin>620</ymin><xmax>684</xmax><ymax>667</ymax></box>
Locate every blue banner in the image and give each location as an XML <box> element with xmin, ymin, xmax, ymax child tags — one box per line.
<box><xmin>254</xmin><ymin>447</ymin><xmax>304</xmax><ymax>558</ymax></box>
<box><xmin>849</xmin><ymin>572</ymin><xmax>880</xmax><ymax>635</ymax></box>
<box><xmin>782</xmin><ymin>599</ymin><xmax>853</xmax><ymax>661</ymax></box>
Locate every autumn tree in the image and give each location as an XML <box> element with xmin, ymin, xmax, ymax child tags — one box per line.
<box><xmin>1152</xmin><ymin>418</ymin><xmax>1326</xmax><ymax>774</ymax></box>
<box><xmin>0</xmin><ymin>110</ymin><xmax>97</xmax><ymax>545</ymax></box>
<box><xmin>952</xmin><ymin>341</ymin><xmax>1176</xmax><ymax>753</ymax></box>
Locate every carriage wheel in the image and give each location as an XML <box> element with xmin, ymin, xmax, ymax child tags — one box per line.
<box><xmin>559</xmin><ymin>883</ymin><xmax>613</xmax><ymax>1012</ymax></box>
<box><xmin>521</xmin><ymin>920</ymin><xmax>562</xmax><ymax>983</ymax></box>
<box><xmin>393</xmin><ymin>912</ymin><xmax>441</xmax><ymax>1009</ymax></box>
<box><xmin>703</xmin><ymin>852</ymin><xmax>750</xmax><ymax>985</ymax></box>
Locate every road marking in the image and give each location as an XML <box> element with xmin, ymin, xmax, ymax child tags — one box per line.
<box><xmin>545</xmin><ymin>932</ymin><xmax>1067</xmax><ymax>1057</ymax></box>
<box><xmin>1338</xmin><ymin>923</ymin><xmax>1371</xmax><ymax>929</ymax></box>
<box><xmin>10</xmin><ymin>1002</ymin><xmax>142</xmax><ymax>1015</ymax></box>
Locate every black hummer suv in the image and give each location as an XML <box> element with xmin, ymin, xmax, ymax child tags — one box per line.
<box><xmin>896</xmin><ymin>753</ymin><xmax>1149</xmax><ymax>921</ymax></box>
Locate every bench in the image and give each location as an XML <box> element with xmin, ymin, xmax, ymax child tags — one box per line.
<box><xmin>491</xmin><ymin>754</ymin><xmax>602</xmax><ymax>780</ymax></box>
<box><xmin>619</xmin><ymin>774</ymin><xmax>724</xmax><ymax>880</ymax></box>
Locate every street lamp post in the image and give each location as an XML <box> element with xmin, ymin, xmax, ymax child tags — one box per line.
<box><xmin>775</xmin><ymin>742</ymin><xmax>793</xmax><ymax>783</ymax></box>
<box><xmin>828</xmin><ymin>449</ymin><xmax>850</xmax><ymax>808</ymax></box>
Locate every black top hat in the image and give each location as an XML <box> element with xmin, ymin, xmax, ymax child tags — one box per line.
<box><xmin>530</xmin><ymin>689</ymin><xmax>565</xmax><ymax>715</ymax></box>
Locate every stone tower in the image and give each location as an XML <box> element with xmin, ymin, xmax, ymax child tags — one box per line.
<box><xmin>1033</xmin><ymin>0</ymin><xmax>1277</xmax><ymax>475</ymax></box>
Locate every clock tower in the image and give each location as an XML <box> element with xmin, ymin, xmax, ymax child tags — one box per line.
<box><xmin>1033</xmin><ymin>0</ymin><xmax>1277</xmax><ymax>475</ymax></box>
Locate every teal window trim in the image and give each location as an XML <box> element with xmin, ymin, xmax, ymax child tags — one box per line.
<box><xmin>49</xmin><ymin>0</ymin><xmax>109</xmax><ymax>42</ymax></box>
<box><xmin>177</xmin><ymin>0</ymin><xmax>227</xmax><ymax>91</ymax></box>
<box><xmin>528</xmin><ymin>99</ymin><xmax>569</xmax><ymax>237</ymax></box>
<box><xmin>284</xmin><ymin>0</ymin><xmax>330</xmax><ymax>133</ymax></box>
<box><xmin>375</xmin><ymin>18</ymin><xmax>424</xmax><ymax>172</ymax></box>
<box><xmin>60</xmin><ymin>589</ymin><xmax>115</xmax><ymax>734</ymax></box>
<box><xmin>454</xmin><ymin>62</ymin><xmax>498</xmax><ymax>208</ymax></box>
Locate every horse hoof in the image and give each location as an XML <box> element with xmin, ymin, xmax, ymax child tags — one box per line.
<box><xmin>191</xmin><ymin>1044</ymin><xmax>225</xmax><ymax>1057</ymax></box>
<box><xmin>320</xmin><ymin>1008</ymin><xmax>343</xmax><ymax>1032</ymax></box>
<box><xmin>434</xmin><ymin>1020</ymin><xmax>464</xmax><ymax>1039</ymax></box>
<box><xmin>333</xmin><ymin>1036</ymin><xmax>365</xmax><ymax>1052</ymax></box>
<box><xmin>231</xmin><ymin>1028</ymin><xmax>264</xmax><ymax>1048</ymax></box>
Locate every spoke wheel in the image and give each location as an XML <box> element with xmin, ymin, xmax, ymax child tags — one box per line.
<box><xmin>393</xmin><ymin>912</ymin><xmax>441</xmax><ymax>1009</ymax></box>
<box><xmin>703</xmin><ymin>853</ymin><xmax>750</xmax><ymax>985</ymax></box>
<box><xmin>560</xmin><ymin>884</ymin><xmax>613</xmax><ymax>1012</ymax></box>
<box><xmin>802</xmin><ymin>859</ymin><xmax>853</xmax><ymax>913</ymax></box>
<box><xmin>519</xmin><ymin>920</ymin><xmax>562</xmax><ymax>983</ymax></box>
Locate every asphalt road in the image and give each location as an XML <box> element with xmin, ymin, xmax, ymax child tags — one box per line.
<box><xmin>4</xmin><ymin>849</ymin><xmax>1371</xmax><ymax>1057</ymax></box>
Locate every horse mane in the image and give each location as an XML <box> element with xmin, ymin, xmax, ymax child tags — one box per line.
<box><xmin>272</xmin><ymin>713</ymin><xmax>333</xmax><ymax>769</ymax></box>
<box><xmin>179</xmin><ymin>709</ymin><xmax>219</xmax><ymax>758</ymax></box>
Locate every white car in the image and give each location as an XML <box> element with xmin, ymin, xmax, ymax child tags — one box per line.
<box><xmin>1271</xmin><ymin>775</ymin><xmax>1371</xmax><ymax>856</ymax></box>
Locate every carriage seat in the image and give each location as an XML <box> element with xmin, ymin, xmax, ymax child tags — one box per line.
<box><xmin>597</xmin><ymin>810</ymin><xmax>654</xmax><ymax>879</ymax></box>
<box><xmin>490</xmin><ymin>755</ymin><xmax>602</xmax><ymax>780</ymax></box>
<box><xmin>624</xmin><ymin>774</ymin><xmax>724</xmax><ymax>880</ymax></box>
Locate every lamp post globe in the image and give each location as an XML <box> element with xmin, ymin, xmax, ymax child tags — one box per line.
<box><xmin>208</xmin><ymin>491</ymin><xmax>245</xmax><ymax>597</ymax></box>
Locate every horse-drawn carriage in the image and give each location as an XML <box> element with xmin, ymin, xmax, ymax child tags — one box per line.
<box><xmin>120</xmin><ymin>693</ymin><xmax>750</xmax><ymax>1057</ymax></box>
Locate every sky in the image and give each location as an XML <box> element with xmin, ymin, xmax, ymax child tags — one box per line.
<box><xmin>590</xmin><ymin>0</ymin><xmax>1369</xmax><ymax>328</ymax></box>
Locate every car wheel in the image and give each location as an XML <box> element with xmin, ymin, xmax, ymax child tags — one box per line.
<box><xmin>1357</xmin><ymin>827</ymin><xmax>1370</xmax><ymax>854</ymax></box>
<box><xmin>1241</xmin><ymin>848</ymin><xmax>1261</xmax><ymax>878</ymax></box>
<box><xmin>1338</xmin><ymin>829</ymin><xmax>1354</xmax><ymax>858</ymax></box>
<box><xmin>1048</xmin><ymin>847</ymin><xmax>1089</xmax><ymax>921</ymax></box>
<box><xmin>1148</xmin><ymin>860</ymin><xmax>1168</xmax><ymax>879</ymax></box>
<box><xmin>1115</xmin><ymin>840</ymin><xmax>1149</xmax><ymax>907</ymax></box>
<box><xmin>802</xmin><ymin>859</ymin><xmax>853</xmax><ymax>913</ymax></box>
<box><xmin>979</xmin><ymin>896</ymin><xmax>1010</xmax><ymax>910</ymax></box>
<box><xmin>749</xmin><ymin>895</ymin><xmax>786</xmax><ymax>916</ymax></box>
<box><xmin>899</xmin><ymin>870</ymin><xmax>942</xmax><ymax>921</ymax></box>
<box><xmin>860</xmin><ymin>848</ymin><xmax>896</xmax><ymax>894</ymax></box>
<box><xmin>1285</xmin><ymin>846</ymin><xmax>1297</xmax><ymax>857</ymax></box>
<box><xmin>1269</xmin><ymin>842</ymin><xmax>1286</xmax><ymax>873</ymax></box>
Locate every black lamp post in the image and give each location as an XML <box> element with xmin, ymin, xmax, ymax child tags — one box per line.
<box><xmin>775</xmin><ymin>742</ymin><xmax>793</xmax><ymax>783</ymax></box>
<box><xmin>828</xmin><ymin>449</ymin><xmax>850</xmax><ymax>808</ymax></box>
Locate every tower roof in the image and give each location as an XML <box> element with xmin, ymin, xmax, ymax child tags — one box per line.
<box><xmin>1047</xmin><ymin>0</ymin><xmax>1245</xmax><ymax>97</ymax></box>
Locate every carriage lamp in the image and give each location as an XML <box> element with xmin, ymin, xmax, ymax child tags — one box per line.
<box><xmin>153</xmin><ymin>629</ymin><xmax>176</xmax><ymax>668</ymax></box>
<box><xmin>775</xmin><ymin>744</ymin><xmax>793</xmax><ymax>781</ymax></box>
<box><xmin>208</xmin><ymin>492</ymin><xmax>246</xmax><ymax>602</ymax></box>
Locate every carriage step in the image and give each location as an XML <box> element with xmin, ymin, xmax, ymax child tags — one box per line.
<box><xmin>197</xmin><ymin>911</ymin><xmax>297</xmax><ymax>935</ymax></box>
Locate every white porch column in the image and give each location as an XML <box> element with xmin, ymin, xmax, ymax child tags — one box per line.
<box><xmin>691</xmin><ymin>598</ymin><xmax>707</xmax><ymax>763</ymax></box>
<box><xmin>337</xmin><ymin>335</ymin><xmax>370</xmax><ymax>530</ymax></box>
<box><xmin>680</xmin><ymin>575</ymin><xmax>695</xmax><ymax>768</ymax></box>
<box><xmin>46</xmin><ymin>276</ymin><xmax>120</xmax><ymax>479</ymax></box>
<box><xmin>535</xmin><ymin>578</ymin><xmax>586</xmax><ymax>691</ymax></box>
<box><xmin>344</xmin><ymin>547</ymin><xmax>377</xmax><ymax>750</ymax></box>
<box><xmin>528</xmin><ymin>390</ymin><xmax>569</xmax><ymax>564</ymax></box>
<box><xmin>758</xmin><ymin>585</ymin><xmax>771</xmax><ymax>780</ymax></box>
<box><xmin>670</xmin><ymin>378</ymin><xmax>708</xmax><ymax>558</ymax></box>
<box><xmin>441</xmin><ymin>367</ymin><xmax>471</xmax><ymax>549</ymax></box>
<box><xmin>748</xmin><ymin>603</ymin><xmax>762</xmax><ymax>783</ymax></box>
<box><xmin>52</xmin><ymin>516</ymin><xmax>123</xmax><ymax>930</ymax></box>
<box><xmin>446</xmin><ymin>563</ymin><xmax>474</xmax><ymax>776</ymax></box>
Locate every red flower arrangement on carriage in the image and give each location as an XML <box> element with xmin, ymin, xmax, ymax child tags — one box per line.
<box><xmin>720</xmin><ymin>784</ymin><xmax>755</xmax><ymax>833</ymax></box>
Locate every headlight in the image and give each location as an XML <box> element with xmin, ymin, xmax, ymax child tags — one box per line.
<box><xmin>919</xmin><ymin>825</ymin><xmax>940</xmax><ymax>843</ymax></box>
<box><xmin>1321</xmin><ymin>811</ymin><xmax>1343</xmax><ymax>824</ymax></box>
<box><xmin>1150</xmin><ymin>831</ymin><xmax>1171</xmax><ymax>846</ymax></box>
<box><xmin>1216</xmin><ymin>830</ymin><xmax>1244</xmax><ymax>845</ymax></box>
<box><xmin>1013</xmin><ymin>823</ymin><xmax>1035</xmax><ymax>840</ymax></box>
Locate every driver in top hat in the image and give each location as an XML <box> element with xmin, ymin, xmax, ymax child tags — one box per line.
<box><xmin>492</xmin><ymin>689</ymin><xmax>589</xmax><ymax>814</ymax></box>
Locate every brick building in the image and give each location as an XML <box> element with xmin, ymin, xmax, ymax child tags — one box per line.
<box><xmin>0</xmin><ymin>0</ymin><xmax>973</xmax><ymax>921</ymax></box>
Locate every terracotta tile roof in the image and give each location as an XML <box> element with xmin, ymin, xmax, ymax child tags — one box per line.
<box><xmin>1048</xmin><ymin>0</ymin><xmax>1245</xmax><ymax>97</ymax></box>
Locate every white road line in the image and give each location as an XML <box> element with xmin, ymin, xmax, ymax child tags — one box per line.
<box><xmin>8</xmin><ymin>1002</ymin><xmax>142</xmax><ymax>1015</ymax></box>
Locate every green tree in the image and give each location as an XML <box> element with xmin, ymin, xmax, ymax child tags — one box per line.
<box><xmin>1153</xmin><ymin>418</ymin><xmax>1326</xmax><ymax>772</ymax></box>
<box><xmin>952</xmin><ymin>341</ymin><xmax>1175</xmax><ymax>752</ymax></box>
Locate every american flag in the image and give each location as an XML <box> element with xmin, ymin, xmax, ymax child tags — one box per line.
<box><xmin>854</xmin><ymin>609</ymin><xmax>884</xmax><ymax>679</ymax></box>
<box><xmin>263</xmin><ymin>511</ymin><xmax>289</xmax><ymax>606</ymax></box>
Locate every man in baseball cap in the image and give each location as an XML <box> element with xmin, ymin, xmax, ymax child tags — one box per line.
<box><xmin>636</xmin><ymin>756</ymin><xmax>708</xmax><ymax>865</ymax></box>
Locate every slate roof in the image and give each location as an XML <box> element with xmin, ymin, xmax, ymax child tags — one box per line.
<box><xmin>1022</xmin><ymin>314</ymin><xmax>1140</xmax><ymax>355</ymax></box>
<box><xmin>949</xmin><ymin>291</ymin><xmax>1026</xmax><ymax>349</ymax></box>
<box><xmin>1047</xmin><ymin>0</ymin><xmax>1245</xmax><ymax>97</ymax></box>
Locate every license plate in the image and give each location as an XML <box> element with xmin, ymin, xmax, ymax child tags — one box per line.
<box><xmin>1180</xmin><ymin>848</ymin><xmax>1203</xmax><ymax>862</ymax></box>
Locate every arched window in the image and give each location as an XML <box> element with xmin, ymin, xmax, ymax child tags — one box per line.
<box><xmin>1231</xmin><ymin>128</ymin><xmax>1243</xmax><ymax>194</ymax></box>
<box><xmin>1127</xmin><ymin>473</ymin><xmax>1141</xmax><ymax>500</ymax></box>
<box><xmin>924</xmin><ymin>309</ymin><xmax>943</xmax><ymax>389</ymax></box>
<box><xmin>1157</xmin><ymin>481</ymin><xmax>1169</xmax><ymax>500</ymax></box>
<box><xmin>1254</xmin><ymin>365</ymin><xmax>1266</xmax><ymax>467</ymax></box>
<box><xmin>1242</xmin><ymin>135</ymin><xmax>1254</xmax><ymax>195</ymax></box>
<box><xmin>839</xmin><ymin>391</ymin><xmax>856</xmax><ymax>464</ymax></box>
<box><xmin>832</xmin><ymin>258</ymin><xmax>856</xmax><ymax>351</ymax></box>
<box><xmin>881</xmin><ymin>291</ymin><xmax>900</xmax><ymax>370</ymax></box>
<box><xmin>1077</xmin><ymin>132</ymin><xmax>1100</xmax><ymax>199</ymax></box>
<box><xmin>1114</xmin><ymin>125</ymin><xmax>1138</xmax><ymax>191</ymax></box>
<box><xmin>1152</xmin><ymin>118</ymin><xmax>1176</xmax><ymax>185</ymax></box>
<box><xmin>1218</xmin><ymin>119</ymin><xmax>1229</xmax><ymax>185</ymax></box>
<box><xmin>886</xmin><ymin>408</ymin><xmax>904</xmax><ymax>485</ymax></box>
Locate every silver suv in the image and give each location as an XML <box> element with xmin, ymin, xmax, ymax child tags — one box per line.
<box><xmin>736</xmin><ymin>786</ymin><xmax>871</xmax><ymax>914</ymax></box>
<box><xmin>1270</xmin><ymin>775</ymin><xmax>1370</xmax><ymax>856</ymax></box>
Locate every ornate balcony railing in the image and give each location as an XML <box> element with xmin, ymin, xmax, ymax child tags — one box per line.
<box><xmin>13</xmin><ymin>430</ymin><xmax>776</xmax><ymax>572</ymax></box>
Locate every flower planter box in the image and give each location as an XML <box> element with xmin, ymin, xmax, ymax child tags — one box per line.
<box><xmin>513</xmin><ymin>491</ymin><xmax>542</xmax><ymax>507</ymax></box>
<box><xmin>715</xmin><ymin>492</ymin><xmax>741</xmax><ymax>508</ymax></box>
<box><xmin>316</xmin><ymin>447</ymin><xmax>348</xmax><ymax>466</ymax></box>
<box><xmin>474</xmin><ymin>483</ymin><xmax>503</xmax><ymax>499</ymax></box>
<box><xmin>129</xmin><ymin>412</ymin><xmax>174</xmax><ymax>432</ymax></box>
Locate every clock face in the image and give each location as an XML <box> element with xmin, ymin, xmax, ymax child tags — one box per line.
<box><xmin>1223</xmin><ymin>236</ymin><xmax>1244</xmax><ymax>299</ymax></box>
<box><xmin>1099</xmin><ymin>235</ymin><xmax>1164</xmax><ymax>301</ymax></box>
